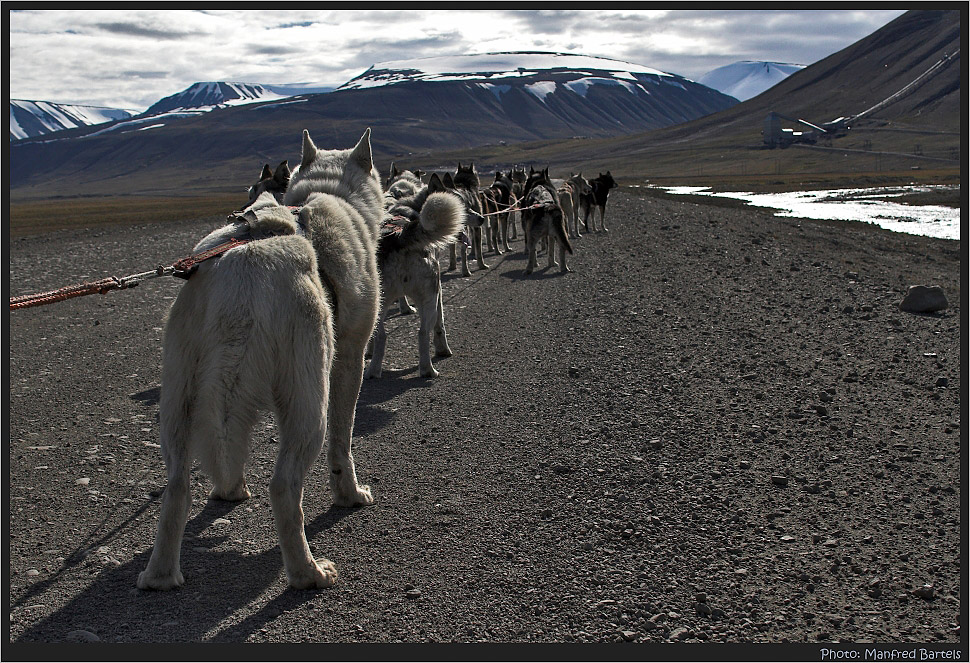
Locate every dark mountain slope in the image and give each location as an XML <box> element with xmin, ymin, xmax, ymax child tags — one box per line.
<box><xmin>9</xmin><ymin>55</ymin><xmax>735</xmax><ymax>200</ymax></box>
<box><xmin>434</xmin><ymin>9</ymin><xmax>960</xmax><ymax>183</ymax></box>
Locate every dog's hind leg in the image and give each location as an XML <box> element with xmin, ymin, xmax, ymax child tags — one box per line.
<box><xmin>599</xmin><ymin>205</ymin><xmax>609</xmax><ymax>232</ymax></box>
<box><xmin>138</xmin><ymin>376</ymin><xmax>194</xmax><ymax>590</ymax></box>
<box><xmin>137</xmin><ymin>452</ymin><xmax>191</xmax><ymax>590</ymax></box>
<box><xmin>417</xmin><ymin>286</ymin><xmax>447</xmax><ymax>378</ymax></box>
<box><xmin>207</xmin><ymin>411</ymin><xmax>255</xmax><ymax>502</ymax></box>
<box><xmin>364</xmin><ymin>304</ymin><xmax>388</xmax><ymax>379</ymax></box>
<box><xmin>524</xmin><ymin>232</ymin><xmax>539</xmax><ymax>275</ymax></box>
<box><xmin>432</xmin><ymin>278</ymin><xmax>452</xmax><ymax>360</ymax></box>
<box><xmin>547</xmin><ymin>233</ymin><xmax>559</xmax><ymax>269</ymax></box>
<box><xmin>472</xmin><ymin>227</ymin><xmax>489</xmax><ymax>270</ymax></box>
<box><xmin>327</xmin><ymin>344</ymin><xmax>374</xmax><ymax>507</ymax></box>
<box><xmin>500</xmin><ymin>212</ymin><xmax>512</xmax><ymax>252</ymax></box>
<box><xmin>398</xmin><ymin>297</ymin><xmax>415</xmax><ymax>315</ymax></box>
<box><xmin>271</xmin><ymin>395</ymin><xmax>336</xmax><ymax>589</ymax></box>
<box><xmin>448</xmin><ymin>243</ymin><xmax>458</xmax><ymax>273</ymax></box>
<box><xmin>457</xmin><ymin>241</ymin><xmax>471</xmax><ymax>277</ymax></box>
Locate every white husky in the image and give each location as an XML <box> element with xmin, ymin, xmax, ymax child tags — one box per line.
<box><xmin>138</xmin><ymin>129</ymin><xmax>383</xmax><ymax>591</ymax></box>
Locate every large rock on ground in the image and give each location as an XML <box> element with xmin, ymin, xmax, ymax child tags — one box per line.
<box><xmin>899</xmin><ymin>285</ymin><xmax>949</xmax><ymax>313</ymax></box>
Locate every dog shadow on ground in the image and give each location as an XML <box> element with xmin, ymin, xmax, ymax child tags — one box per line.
<box><xmin>130</xmin><ymin>386</ymin><xmax>161</xmax><ymax>407</ymax></box>
<box><xmin>355</xmin><ymin>362</ymin><xmax>439</xmax><ymax>437</ymax></box>
<box><xmin>13</xmin><ymin>487</ymin><xmax>363</xmax><ymax>643</ymax></box>
<box><xmin>497</xmin><ymin>264</ymin><xmax>571</xmax><ymax>280</ymax></box>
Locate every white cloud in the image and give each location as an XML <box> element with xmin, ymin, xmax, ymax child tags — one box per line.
<box><xmin>8</xmin><ymin>9</ymin><xmax>908</xmax><ymax>111</ymax></box>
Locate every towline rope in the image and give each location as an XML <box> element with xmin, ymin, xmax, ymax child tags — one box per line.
<box><xmin>9</xmin><ymin>237</ymin><xmax>252</xmax><ymax>311</ymax></box>
<box><xmin>480</xmin><ymin>202</ymin><xmax>544</xmax><ymax>217</ymax></box>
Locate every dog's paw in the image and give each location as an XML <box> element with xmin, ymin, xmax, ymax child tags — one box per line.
<box><xmin>435</xmin><ymin>347</ymin><xmax>453</xmax><ymax>358</ymax></box>
<box><xmin>333</xmin><ymin>484</ymin><xmax>374</xmax><ymax>507</ymax></box>
<box><xmin>137</xmin><ymin>568</ymin><xmax>185</xmax><ymax>591</ymax></box>
<box><xmin>209</xmin><ymin>481</ymin><xmax>251</xmax><ymax>502</ymax></box>
<box><xmin>363</xmin><ymin>366</ymin><xmax>381</xmax><ymax>379</ymax></box>
<box><xmin>287</xmin><ymin>558</ymin><xmax>338</xmax><ymax>590</ymax></box>
<box><xmin>419</xmin><ymin>366</ymin><xmax>440</xmax><ymax>379</ymax></box>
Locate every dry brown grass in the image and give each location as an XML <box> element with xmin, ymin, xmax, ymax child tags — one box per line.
<box><xmin>8</xmin><ymin>194</ymin><xmax>243</xmax><ymax>238</ymax></box>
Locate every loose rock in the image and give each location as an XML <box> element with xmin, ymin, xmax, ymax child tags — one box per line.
<box><xmin>899</xmin><ymin>285</ymin><xmax>948</xmax><ymax>313</ymax></box>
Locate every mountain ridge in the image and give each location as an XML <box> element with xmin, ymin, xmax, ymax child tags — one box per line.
<box><xmin>9</xmin><ymin>100</ymin><xmax>138</xmax><ymax>141</ymax></box>
<box><xmin>9</xmin><ymin>51</ymin><xmax>738</xmax><ymax>197</ymax></box>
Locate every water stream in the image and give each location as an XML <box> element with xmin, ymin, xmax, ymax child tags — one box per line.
<box><xmin>641</xmin><ymin>185</ymin><xmax>960</xmax><ymax>241</ymax></box>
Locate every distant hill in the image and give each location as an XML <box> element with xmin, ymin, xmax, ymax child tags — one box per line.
<box><xmin>9</xmin><ymin>52</ymin><xmax>737</xmax><ymax>199</ymax></box>
<box><xmin>143</xmin><ymin>82</ymin><xmax>289</xmax><ymax>115</ymax></box>
<box><xmin>9</xmin><ymin>100</ymin><xmax>137</xmax><ymax>141</ymax></box>
<box><xmin>698</xmin><ymin>61</ymin><xmax>805</xmax><ymax>101</ymax></box>
<box><xmin>431</xmin><ymin>9</ymin><xmax>960</xmax><ymax>184</ymax></box>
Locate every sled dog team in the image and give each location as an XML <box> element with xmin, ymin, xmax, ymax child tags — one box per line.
<box><xmin>137</xmin><ymin>129</ymin><xmax>617</xmax><ymax>591</ymax></box>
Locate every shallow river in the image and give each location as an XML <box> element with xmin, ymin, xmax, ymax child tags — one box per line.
<box><xmin>642</xmin><ymin>185</ymin><xmax>960</xmax><ymax>241</ymax></box>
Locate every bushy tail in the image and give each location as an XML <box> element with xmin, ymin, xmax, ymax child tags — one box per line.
<box><xmin>553</xmin><ymin>208</ymin><xmax>574</xmax><ymax>255</ymax></box>
<box><xmin>416</xmin><ymin>192</ymin><xmax>465</xmax><ymax>250</ymax></box>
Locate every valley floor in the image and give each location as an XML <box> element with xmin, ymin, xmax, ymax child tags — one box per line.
<box><xmin>7</xmin><ymin>191</ymin><xmax>962</xmax><ymax>654</ymax></box>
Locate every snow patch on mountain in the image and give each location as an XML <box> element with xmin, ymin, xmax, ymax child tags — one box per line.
<box><xmin>525</xmin><ymin>81</ymin><xmax>558</xmax><ymax>101</ymax></box>
<box><xmin>10</xmin><ymin>100</ymin><xmax>137</xmax><ymax>141</ymax></box>
<box><xmin>339</xmin><ymin>51</ymin><xmax>672</xmax><ymax>90</ymax></box>
<box><xmin>144</xmin><ymin>82</ymin><xmax>289</xmax><ymax>115</ymax></box>
<box><xmin>564</xmin><ymin>77</ymin><xmax>640</xmax><ymax>97</ymax></box>
<box><xmin>699</xmin><ymin>61</ymin><xmax>805</xmax><ymax>101</ymax></box>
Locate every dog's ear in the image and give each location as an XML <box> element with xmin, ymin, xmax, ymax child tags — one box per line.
<box><xmin>259</xmin><ymin>164</ymin><xmax>273</xmax><ymax>181</ymax></box>
<box><xmin>350</xmin><ymin>128</ymin><xmax>373</xmax><ymax>169</ymax></box>
<box><xmin>300</xmin><ymin>130</ymin><xmax>318</xmax><ymax>169</ymax></box>
<box><xmin>442</xmin><ymin>172</ymin><xmax>455</xmax><ymax>188</ymax></box>
<box><xmin>414</xmin><ymin>169</ymin><xmax>425</xmax><ymax>178</ymax></box>
<box><xmin>273</xmin><ymin>161</ymin><xmax>290</xmax><ymax>185</ymax></box>
<box><xmin>389</xmin><ymin>162</ymin><xmax>398</xmax><ymax>178</ymax></box>
<box><xmin>428</xmin><ymin>173</ymin><xmax>445</xmax><ymax>192</ymax></box>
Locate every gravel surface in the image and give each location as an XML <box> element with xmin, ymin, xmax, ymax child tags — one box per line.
<box><xmin>7</xmin><ymin>190</ymin><xmax>962</xmax><ymax>645</ymax></box>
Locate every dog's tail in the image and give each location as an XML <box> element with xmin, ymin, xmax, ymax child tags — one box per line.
<box><xmin>415</xmin><ymin>191</ymin><xmax>465</xmax><ymax>250</ymax></box>
<box><xmin>553</xmin><ymin>207</ymin><xmax>574</xmax><ymax>255</ymax></box>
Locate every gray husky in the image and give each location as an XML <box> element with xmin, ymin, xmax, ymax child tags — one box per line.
<box><xmin>138</xmin><ymin>129</ymin><xmax>383</xmax><ymax>591</ymax></box>
<box><xmin>444</xmin><ymin>164</ymin><xmax>488</xmax><ymax>277</ymax></box>
<box><xmin>521</xmin><ymin>167</ymin><xmax>573</xmax><ymax>275</ymax></box>
<box><xmin>384</xmin><ymin>163</ymin><xmax>424</xmax><ymax>200</ymax></box>
<box><xmin>366</xmin><ymin>173</ymin><xmax>464</xmax><ymax>379</ymax></box>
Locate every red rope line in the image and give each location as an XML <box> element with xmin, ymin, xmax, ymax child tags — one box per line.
<box><xmin>10</xmin><ymin>237</ymin><xmax>251</xmax><ymax>311</ymax></box>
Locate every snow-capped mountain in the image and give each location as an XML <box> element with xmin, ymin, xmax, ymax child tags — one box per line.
<box><xmin>143</xmin><ymin>82</ymin><xmax>291</xmax><ymax>115</ymax></box>
<box><xmin>698</xmin><ymin>61</ymin><xmax>806</xmax><ymax>101</ymax></box>
<box><xmin>11</xmin><ymin>51</ymin><xmax>738</xmax><ymax>195</ymax></box>
<box><xmin>339</xmin><ymin>52</ymin><xmax>675</xmax><ymax>90</ymax></box>
<box><xmin>332</xmin><ymin>51</ymin><xmax>735</xmax><ymax>136</ymax></box>
<box><xmin>9</xmin><ymin>100</ymin><xmax>138</xmax><ymax>141</ymax></box>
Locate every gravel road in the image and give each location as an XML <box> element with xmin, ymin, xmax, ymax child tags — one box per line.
<box><xmin>7</xmin><ymin>190</ymin><xmax>962</xmax><ymax>647</ymax></box>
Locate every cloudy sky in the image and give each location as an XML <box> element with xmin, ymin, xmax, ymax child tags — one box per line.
<box><xmin>9</xmin><ymin>9</ymin><xmax>907</xmax><ymax>111</ymax></box>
